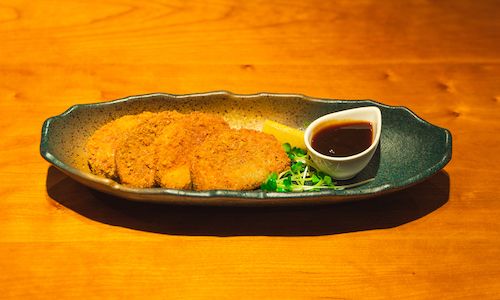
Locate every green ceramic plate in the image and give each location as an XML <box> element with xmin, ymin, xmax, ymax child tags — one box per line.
<box><xmin>40</xmin><ymin>91</ymin><xmax>452</xmax><ymax>206</ymax></box>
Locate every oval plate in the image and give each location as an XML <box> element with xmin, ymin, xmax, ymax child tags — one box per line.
<box><xmin>40</xmin><ymin>91</ymin><xmax>452</xmax><ymax>206</ymax></box>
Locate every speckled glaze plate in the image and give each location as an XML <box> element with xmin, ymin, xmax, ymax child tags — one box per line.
<box><xmin>40</xmin><ymin>91</ymin><xmax>452</xmax><ymax>206</ymax></box>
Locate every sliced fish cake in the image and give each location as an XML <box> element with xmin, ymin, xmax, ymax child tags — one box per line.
<box><xmin>155</xmin><ymin>112</ymin><xmax>230</xmax><ymax>189</ymax></box>
<box><xmin>190</xmin><ymin>128</ymin><xmax>290</xmax><ymax>191</ymax></box>
<box><xmin>115</xmin><ymin>110</ymin><xmax>184</xmax><ymax>188</ymax></box>
<box><xmin>86</xmin><ymin>111</ymin><xmax>157</xmax><ymax>179</ymax></box>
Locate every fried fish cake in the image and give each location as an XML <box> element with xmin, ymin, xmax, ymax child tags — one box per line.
<box><xmin>155</xmin><ymin>111</ymin><xmax>230</xmax><ymax>189</ymax></box>
<box><xmin>115</xmin><ymin>110</ymin><xmax>184</xmax><ymax>188</ymax></box>
<box><xmin>86</xmin><ymin>111</ymin><xmax>157</xmax><ymax>179</ymax></box>
<box><xmin>190</xmin><ymin>128</ymin><xmax>290</xmax><ymax>191</ymax></box>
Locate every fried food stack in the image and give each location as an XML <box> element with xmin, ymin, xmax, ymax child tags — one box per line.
<box><xmin>86</xmin><ymin>111</ymin><xmax>290</xmax><ymax>191</ymax></box>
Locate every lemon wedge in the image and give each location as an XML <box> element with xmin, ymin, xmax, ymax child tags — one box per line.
<box><xmin>262</xmin><ymin>119</ymin><xmax>306</xmax><ymax>150</ymax></box>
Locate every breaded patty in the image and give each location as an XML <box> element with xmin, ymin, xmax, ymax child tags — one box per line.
<box><xmin>86</xmin><ymin>111</ymin><xmax>157</xmax><ymax>179</ymax></box>
<box><xmin>190</xmin><ymin>128</ymin><xmax>290</xmax><ymax>191</ymax></box>
<box><xmin>155</xmin><ymin>112</ymin><xmax>230</xmax><ymax>189</ymax></box>
<box><xmin>115</xmin><ymin>110</ymin><xmax>184</xmax><ymax>188</ymax></box>
<box><xmin>88</xmin><ymin>110</ymin><xmax>288</xmax><ymax>191</ymax></box>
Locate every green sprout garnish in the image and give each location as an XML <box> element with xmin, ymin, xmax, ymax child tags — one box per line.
<box><xmin>261</xmin><ymin>143</ymin><xmax>375</xmax><ymax>192</ymax></box>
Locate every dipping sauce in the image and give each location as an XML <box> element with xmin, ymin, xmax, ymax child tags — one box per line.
<box><xmin>311</xmin><ymin>121</ymin><xmax>373</xmax><ymax>157</ymax></box>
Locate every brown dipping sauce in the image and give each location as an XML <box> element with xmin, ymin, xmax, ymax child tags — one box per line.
<box><xmin>311</xmin><ymin>121</ymin><xmax>373</xmax><ymax>157</ymax></box>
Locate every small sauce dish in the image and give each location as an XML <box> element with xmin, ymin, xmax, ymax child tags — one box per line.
<box><xmin>304</xmin><ymin>106</ymin><xmax>382</xmax><ymax>180</ymax></box>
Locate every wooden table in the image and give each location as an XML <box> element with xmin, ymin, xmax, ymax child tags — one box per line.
<box><xmin>2</xmin><ymin>0</ymin><xmax>499</xmax><ymax>298</ymax></box>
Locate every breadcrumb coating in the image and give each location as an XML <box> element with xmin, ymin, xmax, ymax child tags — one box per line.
<box><xmin>115</xmin><ymin>110</ymin><xmax>184</xmax><ymax>188</ymax></box>
<box><xmin>155</xmin><ymin>112</ymin><xmax>230</xmax><ymax>189</ymax></box>
<box><xmin>87</xmin><ymin>111</ymin><xmax>290</xmax><ymax>191</ymax></box>
<box><xmin>86</xmin><ymin>111</ymin><xmax>157</xmax><ymax>179</ymax></box>
<box><xmin>190</xmin><ymin>128</ymin><xmax>290</xmax><ymax>191</ymax></box>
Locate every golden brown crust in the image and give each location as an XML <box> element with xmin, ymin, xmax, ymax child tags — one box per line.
<box><xmin>189</xmin><ymin>128</ymin><xmax>290</xmax><ymax>191</ymax></box>
<box><xmin>155</xmin><ymin>112</ymin><xmax>230</xmax><ymax>189</ymax></box>
<box><xmin>85</xmin><ymin>111</ymin><xmax>157</xmax><ymax>179</ymax></box>
<box><xmin>115</xmin><ymin>110</ymin><xmax>184</xmax><ymax>188</ymax></box>
<box><xmin>87</xmin><ymin>111</ymin><xmax>289</xmax><ymax>191</ymax></box>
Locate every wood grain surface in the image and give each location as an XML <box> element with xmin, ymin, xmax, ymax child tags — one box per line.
<box><xmin>1</xmin><ymin>0</ymin><xmax>499</xmax><ymax>299</ymax></box>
